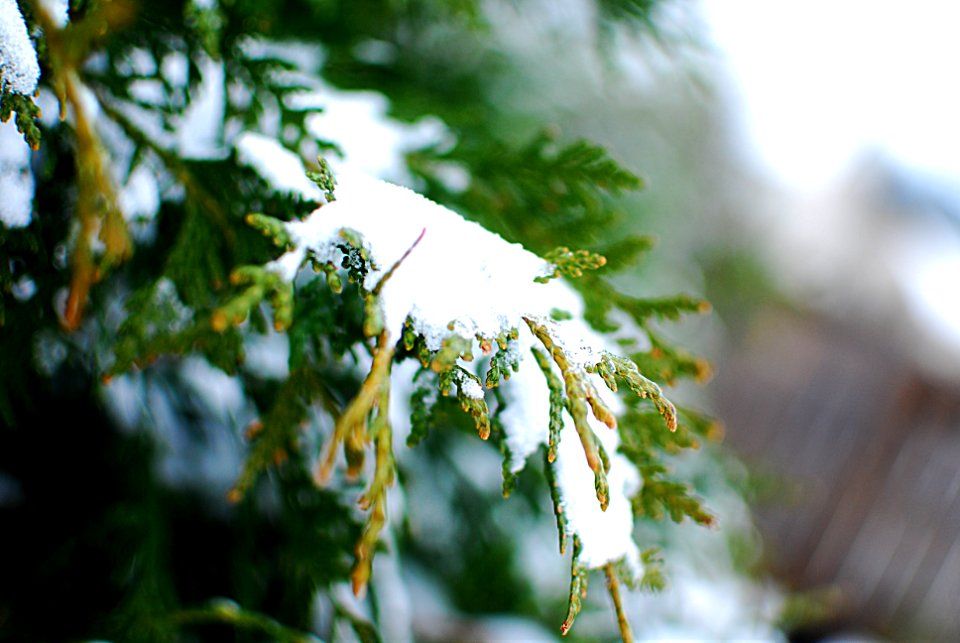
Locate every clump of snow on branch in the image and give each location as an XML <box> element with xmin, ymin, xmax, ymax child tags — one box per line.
<box><xmin>238</xmin><ymin>147</ymin><xmax>648</xmax><ymax>574</ymax></box>
<box><xmin>302</xmin><ymin>87</ymin><xmax>451</xmax><ymax>183</ymax></box>
<box><xmin>276</xmin><ymin>172</ymin><xmax>554</xmax><ymax>347</ymax></box>
<box><xmin>0</xmin><ymin>119</ymin><xmax>34</xmax><ymax>227</ymax></box>
<box><xmin>0</xmin><ymin>0</ymin><xmax>39</xmax><ymax>95</ymax></box>
<box><xmin>500</xmin><ymin>302</ymin><xmax>642</xmax><ymax>570</ymax></box>
<box><xmin>451</xmin><ymin>367</ymin><xmax>485</xmax><ymax>400</ymax></box>
<box><xmin>236</xmin><ymin>132</ymin><xmax>323</xmax><ymax>201</ymax></box>
<box><xmin>237</xmin><ymin>37</ymin><xmax>452</xmax><ymax>185</ymax></box>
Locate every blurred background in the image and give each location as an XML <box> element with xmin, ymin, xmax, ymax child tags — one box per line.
<box><xmin>4</xmin><ymin>0</ymin><xmax>960</xmax><ymax>640</ymax></box>
<box><xmin>483</xmin><ymin>0</ymin><xmax>960</xmax><ymax>637</ymax></box>
<box><xmin>664</xmin><ymin>1</ymin><xmax>960</xmax><ymax>639</ymax></box>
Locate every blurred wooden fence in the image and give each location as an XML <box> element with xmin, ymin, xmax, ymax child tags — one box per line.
<box><xmin>715</xmin><ymin>307</ymin><xmax>960</xmax><ymax>639</ymax></box>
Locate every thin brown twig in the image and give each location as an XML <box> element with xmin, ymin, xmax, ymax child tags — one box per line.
<box><xmin>604</xmin><ymin>563</ymin><xmax>634</xmax><ymax>643</ymax></box>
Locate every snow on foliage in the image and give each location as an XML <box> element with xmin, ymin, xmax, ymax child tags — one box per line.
<box><xmin>0</xmin><ymin>118</ymin><xmax>33</xmax><ymax>227</ymax></box>
<box><xmin>275</xmin><ymin>173</ymin><xmax>554</xmax><ymax>346</ymax></box>
<box><xmin>254</xmin><ymin>166</ymin><xmax>648</xmax><ymax>576</ymax></box>
<box><xmin>236</xmin><ymin>132</ymin><xmax>323</xmax><ymax>201</ymax></box>
<box><xmin>40</xmin><ymin>0</ymin><xmax>69</xmax><ymax>28</ymax></box>
<box><xmin>0</xmin><ymin>0</ymin><xmax>40</xmax><ymax>95</ymax></box>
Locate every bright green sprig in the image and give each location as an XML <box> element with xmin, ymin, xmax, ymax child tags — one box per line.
<box><xmin>496</xmin><ymin>327</ymin><xmax>520</xmax><ymax>349</ymax></box>
<box><xmin>331</xmin><ymin>228</ymin><xmax>379</xmax><ymax>290</ymax></box>
<box><xmin>400</xmin><ymin>322</ymin><xmax>436</xmax><ymax>368</ymax></box>
<box><xmin>494</xmin><ymin>407</ymin><xmax>520</xmax><ymax>497</ymax></box>
<box><xmin>306</xmin><ymin>255</ymin><xmax>344</xmax><ymax>294</ymax></box>
<box><xmin>535</xmin><ymin>246</ymin><xmax>608</xmax><ymax>284</ymax></box>
<box><xmin>244</xmin><ymin>213</ymin><xmax>295</xmax><ymax>250</ymax></box>
<box><xmin>596</xmin><ymin>352</ymin><xmax>677</xmax><ymax>432</ymax></box>
<box><xmin>212</xmin><ymin>265</ymin><xmax>293</xmax><ymax>332</ymax></box>
<box><xmin>618</xmin><ymin>292</ymin><xmax>711</xmax><ymax>323</ymax></box>
<box><xmin>560</xmin><ymin>536</ymin><xmax>590</xmax><ymax>636</ymax></box>
<box><xmin>106</xmin><ymin>277</ymin><xmax>249</xmax><ymax>378</ymax></box>
<box><xmin>460</xmin><ymin>393</ymin><xmax>491</xmax><ymax>440</ymax></box>
<box><xmin>483</xmin><ymin>336</ymin><xmax>520</xmax><ymax>388</ymax></box>
<box><xmin>531</xmin><ymin>346</ymin><xmax>566</xmax><ymax>464</ymax></box>
<box><xmin>543</xmin><ymin>450</ymin><xmax>569</xmax><ymax>555</ymax></box>
<box><xmin>0</xmin><ymin>89</ymin><xmax>42</xmax><ymax>150</ymax></box>
<box><xmin>439</xmin><ymin>366</ymin><xmax>491</xmax><ymax>440</ymax></box>
<box><xmin>412</xmin><ymin>131</ymin><xmax>643</xmax><ymax>259</ymax></box>
<box><xmin>431</xmin><ymin>334</ymin><xmax>474</xmax><ymax>372</ymax></box>
<box><xmin>306</xmin><ymin>157</ymin><xmax>337</xmax><ymax>203</ymax></box>
<box><xmin>633</xmin><ymin>472</ymin><xmax>715</xmax><ymax>527</ymax></box>
<box><xmin>577</xmin><ymin>277</ymin><xmax>710</xmax><ymax>336</ymax></box>
<box><xmin>499</xmin><ymin>458</ymin><xmax>518</xmax><ymax>498</ymax></box>
<box><xmin>616</xmin><ymin>406</ymin><xmax>716</xmax><ymax>528</ymax></box>
<box><xmin>524</xmin><ymin>317</ymin><xmax>613</xmax><ymax>510</ymax></box>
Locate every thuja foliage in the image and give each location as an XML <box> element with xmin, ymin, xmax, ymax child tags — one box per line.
<box><xmin>0</xmin><ymin>0</ymin><xmax>724</xmax><ymax>641</ymax></box>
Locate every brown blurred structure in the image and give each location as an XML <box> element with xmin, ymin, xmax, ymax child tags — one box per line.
<box><xmin>716</xmin><ymin>306</ymin><xmax>960</xmax><ymax>639</ymax></box>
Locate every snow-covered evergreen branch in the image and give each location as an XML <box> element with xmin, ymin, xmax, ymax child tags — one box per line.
<box><xmin>221</xmin><ymin>160</ymin><xmax>710</xmax><ymax>636</ymax></box>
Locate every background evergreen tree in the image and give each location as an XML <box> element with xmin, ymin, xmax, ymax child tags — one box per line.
<box><xmin>0</xmin><ymin>1</ymin><xmax>779</xmax><ymax>640</ymax></box>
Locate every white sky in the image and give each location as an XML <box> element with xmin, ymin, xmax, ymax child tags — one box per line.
<box><xmin>700</xmin><ymin>0</ymin><xmax>960</xmax><ymax>193</ymax></box>
<box><xmin>700</xmin><ymin>0</ymin><xmax>960</xmax><ymax>370</ymax></box>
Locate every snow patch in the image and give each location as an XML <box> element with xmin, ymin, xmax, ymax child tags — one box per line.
<box><xmin>178</xmin><ymin>56</ymin><xmax>226</xmax><ymax>159</ymax></box>
<box><xmin>0</xmin><ymin>0</ymin><xmax>39</xmax><ymax>95</ymax></box>
<box><xmin>118</xmin><ymin>163</ymin><xmax>160</xmax><ymax>221</ymax></box>
<box><xmin>279</xmin><ymin>172</ymin><xmax>552</xmax><ymax>346</ymax></box>
<box><xmin>0</xmin><ymin>118</ymin><xmax>33</xmax><ymax>227</ymax></box>
<box><xmin>38</xmin><ymin>0</ymin><xmax>69</xmax><ymax>28</ymax></box>
<box><xmin>235</xmin><ymin>131</ymin><xmax>323</xmax><ymax>202</ymax></box>
<box><xmin>453</xmin><ymin>368</ymin><xmax>484</xmax><ymax>399</ymax></box>
<box><xmin>301</xmin><ymin>86</ymin><xmax>452</xmax><ymax>183</ymax></box>
<box><xmin>266</xmin><ymin>172</ymin><xmax>645</xmax><ymax>572</ymax></box>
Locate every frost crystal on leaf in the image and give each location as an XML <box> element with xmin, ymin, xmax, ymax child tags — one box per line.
<box><xmin>0</xmin><ymin>0</ymin><xmax>40</xmax><ymax>95</ymax></box>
